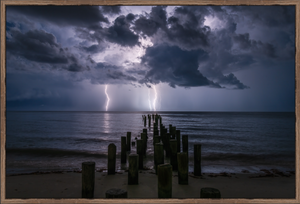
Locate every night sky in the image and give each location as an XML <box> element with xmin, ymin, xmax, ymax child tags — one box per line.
<box><xmin>6</xmin><ymin>6</ymin><xmax>295</xmax><ymax>111</ymax></box>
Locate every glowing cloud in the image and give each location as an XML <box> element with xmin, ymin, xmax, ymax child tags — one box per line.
<box><xmin>105</xmin><ymin>85</ymin><xmax>110</xmax><ymax>111</ymax></box>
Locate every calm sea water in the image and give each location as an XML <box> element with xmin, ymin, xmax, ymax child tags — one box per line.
<box><xmin>6</xmin><ymin>111</ymin><xmax>295</xmax><ymax>175</ymax></box>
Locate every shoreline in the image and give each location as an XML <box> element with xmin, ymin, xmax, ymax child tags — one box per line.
<box><xmin>6</xmin><ymin>169</ymin><xmax>295</xmax><ymax>199</ymax></box>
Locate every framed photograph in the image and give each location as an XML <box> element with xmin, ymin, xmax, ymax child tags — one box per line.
<box><xmin>1</xmin><ymin>0</ymin><xmax>299</xmax><ymax>203</ymax></box>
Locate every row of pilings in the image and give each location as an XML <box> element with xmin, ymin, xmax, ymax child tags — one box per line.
<box><xmin>82</xmin><ymin>114</ymin><xmax>221</xmax><ymax>199</ymax></box>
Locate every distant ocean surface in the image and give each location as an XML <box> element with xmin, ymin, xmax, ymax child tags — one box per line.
<box><xmin>6</xmin><ymin>111</ymin><xmax>295</xmax><ymax>175</ymax></box>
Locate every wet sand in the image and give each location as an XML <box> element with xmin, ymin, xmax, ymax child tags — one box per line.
<box><xmin>6</xmin><ymin>170</ymin><xmax>295</xmax><ymax>199</ymax></box>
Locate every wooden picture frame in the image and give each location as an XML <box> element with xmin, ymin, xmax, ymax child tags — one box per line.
<box><xmin>1</xmin><ymin>0</ymin><xmax>299</xmax><ymax>203</ymax></box>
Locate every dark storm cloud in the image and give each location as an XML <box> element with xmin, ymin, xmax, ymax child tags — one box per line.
<box><xmin>104</xmin><ymin>14</ymin><xmax>140</xmax><ymax>47</ymax></box>
<box><xmin>227</xmin><ymin>6</ymin><xmax>295</xmax><ymax>27</ymax></box>
<box><xmin>101</xmin><ymin>6</ymin><xmax>122</xmax><ymax>15</ymax></box>
<box><xmin>6</xmin><ymin>5</ymin><xmax>295</xmax><ymax>91</ymax></box>
<box><xmin>133</xmin><ymin>6</ymin><xmax>167</xmax><ymax>36</ymax></box>
<box><xmin>7</xmin><ymin>29</ymin><xmax>69</xmax><ymax>64</ymax></box>
<box><xmin>217</xmin><ymin>73</ymin><xmax>249</xmax><ymax>89</ymax></box>
<box><xmin>81</xmin><ymin>44</ymin><xmax>106</xmax><ymax>53</ymax></box>
<box><xmin>7</xmin><ymin>6</ymin><xmax>109</xmax><ymax>27</ymax></box>
<box><xmin>141</xmin><ymin>44</ymin><xmax>221</xmax><ymax>88</ymax></box>
<box><xmin>6</xmin><ymin>29</ymin><xmax>89</xmax><ymax>72</ymax></box>
<box><xmin>107</xmin><ymin>71</ymin><xmax>137</xmax><ymax>81</ymax></box>
<box><xmin>233</xmin><ymin>33</ymin><xmax>277</xmax><ymax>58</ymax></box>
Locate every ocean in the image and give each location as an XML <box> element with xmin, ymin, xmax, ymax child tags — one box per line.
<box><xmin>5</xmin><ymin>111</ymin><xmax>295</xmax><ymax>175</ymax></box>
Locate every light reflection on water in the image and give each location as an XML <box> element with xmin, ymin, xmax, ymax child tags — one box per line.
<box><xmin>103</xmin><ymin>113</ymin><xmax>110</xmax><ymax>133</ymax></box>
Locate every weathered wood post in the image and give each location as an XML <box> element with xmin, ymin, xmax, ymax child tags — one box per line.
<box><xmin>158</xmin><ymin>164</ymin><xmax>172</xmax><ymax>198</ymax></box>
<box><xmin>169</xmin><ymin>124</ymin><xmax>172</xmax><ymax>134</ymax></box>
<box><xmin>153</xmin><ymin>135</ymin><xmax>161</xmax><ymax>145</ymax></box>
<box><xmin>143</xmin><ymin>128</ymin><xmax>147</xmax><ymax>137</ymax></box>
<box><xmin>165</xmin><ymin>133</ymin><xmax>171</xmax><ymax>158</ymax></box>
<box><xmin>141</xmin><ymin>133</ymin><xmax>147</xmax><ymax>155</ymax></box>
<box><xmin>154</xmin><ymin>129</ymin><xmax>159</xmax><ymax>139</ymax></box>
<box><xmin>128</xmin><ymin>154</ymin><xmax>139</xmax><ymax>185</ymax></box>
<box><xmin>148</xmin><ymin>116</ymin><xmax>151</xmax><ymax>127</ymax></box>
<box><xmin>182</xmin><ymin>135</ymin><xmax>188</xmax><ymax>156</ymax></box>
<box><xmin>144</xmin><ymin>115</ymin><xmax>146</xmax><ymax>127</ymax></box>
<box><xmin>200</xmin><ymin>188</ymin><xmax>221</xmax><ymax>198</ymax></box>
<box><xmin>194</xmin><ymin>144</ymin><xmax>202</xmax><ymax>176</ymax></box>
<box><xmin>154</xmin><ymin>143</ymin><xmax>164</xmax><ymax>174</ymax></box>
<box><xmin>136</xmin><ymin>139</ymin><xmax>144</xmax><ymax>169</ymax></box>
<box><xmin>171</xmin><ymin>127</ymin><xmax>176</xmax><ymax>139</ymax></box>
<box><xmin>177</xmin><ymin>152</ymin><xmax>188</xmax><ymax>185</ymax></box>
<box><xmin>126</xmin><ymin>132</ymin><xmax>131</xmax><ymax>151</ymax></box>
<box><xmin>176</xmin><ymin>130</ymin><xmax>180</xmax><ymax>152</ymax></box>
<box><xmin>169</xmin><ymin>140</ymin><xmax>178</xmax><ymax>171</ymax></box>
<box><xmin>121</xmin><ymin>137</ymin><xmax>127</xmax><ymax>164</ymax></box>
<box><xmin>82</xmin><ymin>161</ymin><xmax>95</xmax><ymax>198</ymax></box>
<box><xmin>108</xmin><ymin>143</ymin><xmax>116</xmax><ymax>175</ymax></box>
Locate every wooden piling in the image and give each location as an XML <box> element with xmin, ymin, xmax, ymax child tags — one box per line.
<box><xmin>141</xmin><ymin>133</ymin><xmax>147</xmax><ymax>155</ymax></box>
<box><xmin>177</xmin><ymin>152</ymin><xmax>188</xmax><ymax>185</ymax></box>
<box><xmin>153</xmin><ymin>135</ymin><xmax>161</xmax><ymax>145</ymax></box>
<box><xmin>108</xmin><ymin>143</ymin><xmax>116</xmax><ymax>175</ymax></box>
<box><xmin>169</xmin><ymin>124</ymin><xmax>172</xmax><ymax>134</ymax></box>
<box><xmin>169</xmin><ymin>140</ymin><xmax>178</xmax><ymax>171</ymax></box>
<box><xmin>165</xmin><ymin>133</ymin><xmax>171</xmax><ymax>158</ymax></box>
<box><xmin>200</xmin><ymin>188</ymin><xmax>221</xmax><ymax>198</ymax></box>
<box><xmin>143</xmin><ymin>128</ymin><xmax>147</xmax><ymax>137</ymax></box>
<box><xmin>154</xmin><ymin>143</ymin><xmax>164</xmax><ymax>174</ymax></box>
<box><xmin>171</xmin><ymin>127</ymin><xmax>176</xmax><ymax>139</ymax></box>
<box><xmin>126</xmin><ymin>132</ymin><xmax>131</xmax><ymax>151</ymax></box>
<box><xmin>82</xmin><ymin>161</ymin><xmax>95</xmax><ymax>198</ymax></box>
<box><xmin>128</xmin><ymin>154</ymin><xmax>139</xmax><ymax>185</ymax></box>
<box><xmin>176</xmin><ymin>130</ymin><xmax>180</xmax><ymax>152</ymax></box>
<box><xmin>194</xmin><ymin>144</ymin><xmax>202</xmax><ymax>176</ymax></box>
<box><xmin>182</xmin><ymin>135</ymin><xmax>188</xmax><ymax>156</ymax></box>
<box><xmin>121</xmin><ymin>137</ymin><xmax>127</xmax><ymax>164</ymax></box>
<box><xmin>136</xmin><ymin>139</ymin><xmax>144</xmax><ymax>169</ymax></box>
<box><xmin>154</xmin><ymin>129</ymin><xmax>159</xmax><ymax>138</ymax></box>
<box><xmin>158</xmin><ymin>163</ymin><xmax>172</xmax><ymax>198</ymax></box>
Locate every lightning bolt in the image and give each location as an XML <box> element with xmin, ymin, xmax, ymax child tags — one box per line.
<box><xmin>105</xmin><ymin>85</ymin><xmax>110</xmax><ymax>111</ymax></box>
<box><xmin>153</xmin><ymin>85</ymin><xmax>157</xmax><ymax>112</ymax></box>
<box><xmin>148</xmin><ymin>88</ymin><xmax>152</xmax><ymax>111</ymax></box>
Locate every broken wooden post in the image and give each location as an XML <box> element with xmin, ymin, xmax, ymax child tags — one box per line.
<box><xmin>121</xmin><ymin>136</ymin><xmax>126</xmax><ymax>164</ymax></box>
<box><xmin>194</xmin><ymin>144</ymin><xmax>202</xmax><ymax>176</ymax></box>
<box><xmin>82</xmin><ymin>161</ymin><xmax>95</xmax><ymax>198</ymax></box>
<box><xmin>108</xmin><ymin>143</ymin><xmax>116</xmax><ymax>175</ymax></box>
<box><xmin>200</xmin><ymin>188</ymin><xmax>221</xmax><ymax>198</ymax></box>
<box><xmin>154</xmin><ymin>143</ymin><xmax>164</xmax><ymax>174</ymax></box>
<box><xmin>126</xmin><ymin>132</ymin><xmax>131</xmax><ymax>151</ymax></box>
<box><xmin>170</xmin><ymin>140</ymin><xmax>178</xmax><ymax>171</ymax></box>
<box><xmin>177</xmin><ymin>152</ymin><xmax>188</xmax><ymax>185</ymax></box>
<box><xmin>158</xmin><ymin>163</ymin><xmax>172</xmax><ymax>198</ymax></box>
<box><xmin>136</xmin><ymin>139</ymin><xmax>144</xmax><ymax>169</ymax></box>
<box><xmin>176</xmin><ymin>130</ymin><xmax>180</xmax><ymax>152</ymax></box>
<box><xmin>128</xmin><ymin>154</ymin><xmax>139</xmax><ymax>185</ymax></box>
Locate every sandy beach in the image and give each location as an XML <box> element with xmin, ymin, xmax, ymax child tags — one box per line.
<box><xmin>6</xmin><ymin>170</ymin><xmax>295</xmax><ymax>199</ymax></box>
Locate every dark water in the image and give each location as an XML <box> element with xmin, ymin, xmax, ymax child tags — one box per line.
<box><xmin>6</xmin><ymin>111</ymin><xmax>295</xmax><ymax>175</ymax></box>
